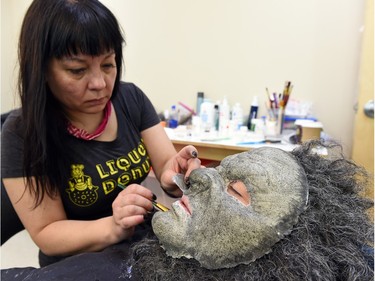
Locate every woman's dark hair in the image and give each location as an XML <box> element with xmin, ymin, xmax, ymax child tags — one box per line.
<box><xmin>18</xmin><ymin>0</ymin><xmax>125</xmax><ymax>206</ymax></box>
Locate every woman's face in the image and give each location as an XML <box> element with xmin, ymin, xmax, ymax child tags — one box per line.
<box><xmin>152</xmin><ymin>147</ymin><xmax>308</xmax><ymax>269</ymax></box>
<box><xmin>46</xmin><ymin>51</ymin><xmax>117</xmax><ymax>116</ymax></box>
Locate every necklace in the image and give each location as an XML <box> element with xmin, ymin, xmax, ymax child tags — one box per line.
<box><xmin>66</xmin><ymin>101</ymin><xmax>112</xmax><ymax>140</ymax></box>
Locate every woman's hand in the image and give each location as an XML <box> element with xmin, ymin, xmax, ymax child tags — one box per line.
<box><xmin>111</xmin><ymin>184</ymin><xmax>154</xmax><ymax>241</ymax></box>
<box><xmin>159</xmin><ymin>145</ymin><xmax>201</xmax><ymax>196</ymax></box>
<box><xmin>141</xmin><ymin>124</ymin><xmax>202</xmax><ymax>198</ymax></box>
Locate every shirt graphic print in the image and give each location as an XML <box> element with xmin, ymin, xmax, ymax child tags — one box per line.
<box><xmin>65</xmin><ymin>141</ymin><xmax>151</xmax><ymax>208</ymax></box>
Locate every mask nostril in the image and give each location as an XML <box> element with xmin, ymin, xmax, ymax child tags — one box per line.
<box><xmin>173</xmin><ymin>173</ymin><xmax>189</xmax><ymax>191</ymax></box>
<box><xmin>184</xmin><ymin>178</ymin><xmax>191</xmax><ymax>189</ymax></box>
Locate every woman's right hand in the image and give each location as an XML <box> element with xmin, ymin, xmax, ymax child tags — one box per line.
<box><xmin>3</xmin><ymin>178</ymin><xmax>155</xmax><ymax>256</ymax></box>
<box><xmin>111</xmin><ymin>183</ymin><xmax>154</xmax><ymax>241</ymax></box>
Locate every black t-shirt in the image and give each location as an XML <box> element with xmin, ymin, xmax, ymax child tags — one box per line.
<box><xmin>1</xmin><ymin>82</ymin><xmax>160</xmax><ymax>220</ymax></box>
<box><xmin>1</xmin><ymin>220</ymin><xmax>154</xmax><ymax>281</ymax></box>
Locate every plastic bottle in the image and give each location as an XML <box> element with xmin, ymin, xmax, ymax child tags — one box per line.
<box><xmin>219</xmin><ymin>96</ymin><xmax>230</xmax><ymax>134</ymax></box>
<box><xmin>163</xmin><ymin>109</ymin><xmax>170</xmax><ymax>125</ymax></box>
<box><xmin>196</xmin><ymin>92</ymin><xmax>204</xmax><ymax>116</ymax></box>
<box><xmin>200</xmin><ymin>99</ymin><xmax>214</xmax><ymax>132</ymax></box>
<box><xmin>231</xmin><ymin>102</ymin><xmax>244</xmax><ymax>131</ymax></box>
<box><xmin>168</xmin><ymin>105</ymin><xmax>178</xmax><ymax>128</ymax></box>
<box><xmin>247</xmin><ymin>96</ymin><xmax>258</xmax><ymax>131</ymax></box>
<box><xmin>214</xmin><ymin>104</ymin><xmax>220</xmax><ymax>131</ymax></box>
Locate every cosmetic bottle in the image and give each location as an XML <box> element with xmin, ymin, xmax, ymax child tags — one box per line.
<box><xmin>247</xmin><ymin>96</ymin><xmax>258</xmax><ymax>131</ymax></box>
<box><xmin>214</xmin><ymin>104</ymin><xmax>220</xmax><ymax>131</ymax></box>
<box><xmin>168</xmin><ymin>105</ymin><xmax>178</xmax><ymax>128</ymax></box>
<box><xmin>196</xmin><ymin>92</ymin><xmax>204</xmax><ymax>116</ymax></box>
<box><xmin>232</xmin><ymin>102</ymin><xmax>243</xmax><ymax>131</ymax></box>
<box><xmin>200</xmin><ymin>99</ymin><xmax>214</xmax><ymax>132</ymax></box>
<box><xmin>219</xmin><ymin>96</ymin><xmax>230</xmax><ymax>134</ymax></box>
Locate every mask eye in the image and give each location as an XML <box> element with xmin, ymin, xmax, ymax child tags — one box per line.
<box><xmin>227</xmin><ymin>180</ymin><xmax>250</xmax><ymax>206</ymax></box>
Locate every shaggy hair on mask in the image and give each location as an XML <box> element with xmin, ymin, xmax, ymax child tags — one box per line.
<box><xmin>127</xmin><ymin>140</ymin><xmax>374</xmax><ymax>281</ymax></box>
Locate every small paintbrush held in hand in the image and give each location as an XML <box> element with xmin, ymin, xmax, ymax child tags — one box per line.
<box><xmin>117</xmin><ymin>183</ymin><xmax>169</xmax><ymax>212</ymax></box>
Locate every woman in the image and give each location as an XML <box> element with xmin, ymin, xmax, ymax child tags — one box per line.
<box><xmin>1</xmin><ymin>0</ymin><xmax>200</xmax><ymax>266</ymax></box>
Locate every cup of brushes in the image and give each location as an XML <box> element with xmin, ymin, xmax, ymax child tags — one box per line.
<box><xmin>265</xmin><ymin>81</ymin><xmax>293</xmax><ymax>136</ymax></box>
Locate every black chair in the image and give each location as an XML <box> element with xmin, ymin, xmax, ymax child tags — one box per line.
<box><xmin>1</xmin><ymin>110</ymin><xmax>25</xmax><ymax>245</ymax></box>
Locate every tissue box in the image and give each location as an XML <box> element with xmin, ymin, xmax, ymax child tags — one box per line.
<box><xmin>295</xmin><ymin>120</ymin><xmax>323</xmax><ymax>143</ymax></box>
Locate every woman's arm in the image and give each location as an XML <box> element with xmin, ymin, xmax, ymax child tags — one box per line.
<box><xmin>141</xmin><ymin>123</ymin><xmax>201</xmax><ymax>197</ymax></box>
<box><xmin>3</xmin><ymin>177</ymin><xmax>154</xmax><ymax>256</ymax></box>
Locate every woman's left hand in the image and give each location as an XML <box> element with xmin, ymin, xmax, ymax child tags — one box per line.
<box><xmin>142</xmin><ymin>125</ymin><xmax>202</xmax><ymax>198</ymax></box>
<box><xmin>160</xmin><ymin>145</ymin><xmax>201</xmax><ymax>197</ymax></box>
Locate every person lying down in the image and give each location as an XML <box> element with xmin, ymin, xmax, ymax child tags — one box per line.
<box><xmin>152</xmin><ymin>142</ymin><xmax>309</xmax><ymax>270</ymax></box>
<box><xmin>2</xmin><ymin>140</ymin><xmax>373</xmax><ymax>281</ymax></box>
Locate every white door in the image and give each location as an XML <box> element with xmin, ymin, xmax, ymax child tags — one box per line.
<box><xmin>351</xmin><ymin>0</ymin><xmax>374</xmax><ymax>221</ymax></box>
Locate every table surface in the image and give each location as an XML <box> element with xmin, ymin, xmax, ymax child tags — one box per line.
<box><xmin>169</xmin><ymin>134</ymin><xmax>297</xmax><ymax>161</ymax></box>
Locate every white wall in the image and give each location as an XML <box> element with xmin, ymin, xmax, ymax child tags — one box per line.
<box><xmin>1</xmin><ymin>0</ymin><xmax>366</xmax><ymax>156</ymax></box>
<box><xmin>1</xmin><ymin>0</ymin><xmax>33</xmax><ymax>110</ymax></box>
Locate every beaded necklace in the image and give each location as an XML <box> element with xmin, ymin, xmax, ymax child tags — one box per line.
<box><xmin>66</xmin><ymin>101</ymin><xmax>112</xmax><ymax>140</ymax></box>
